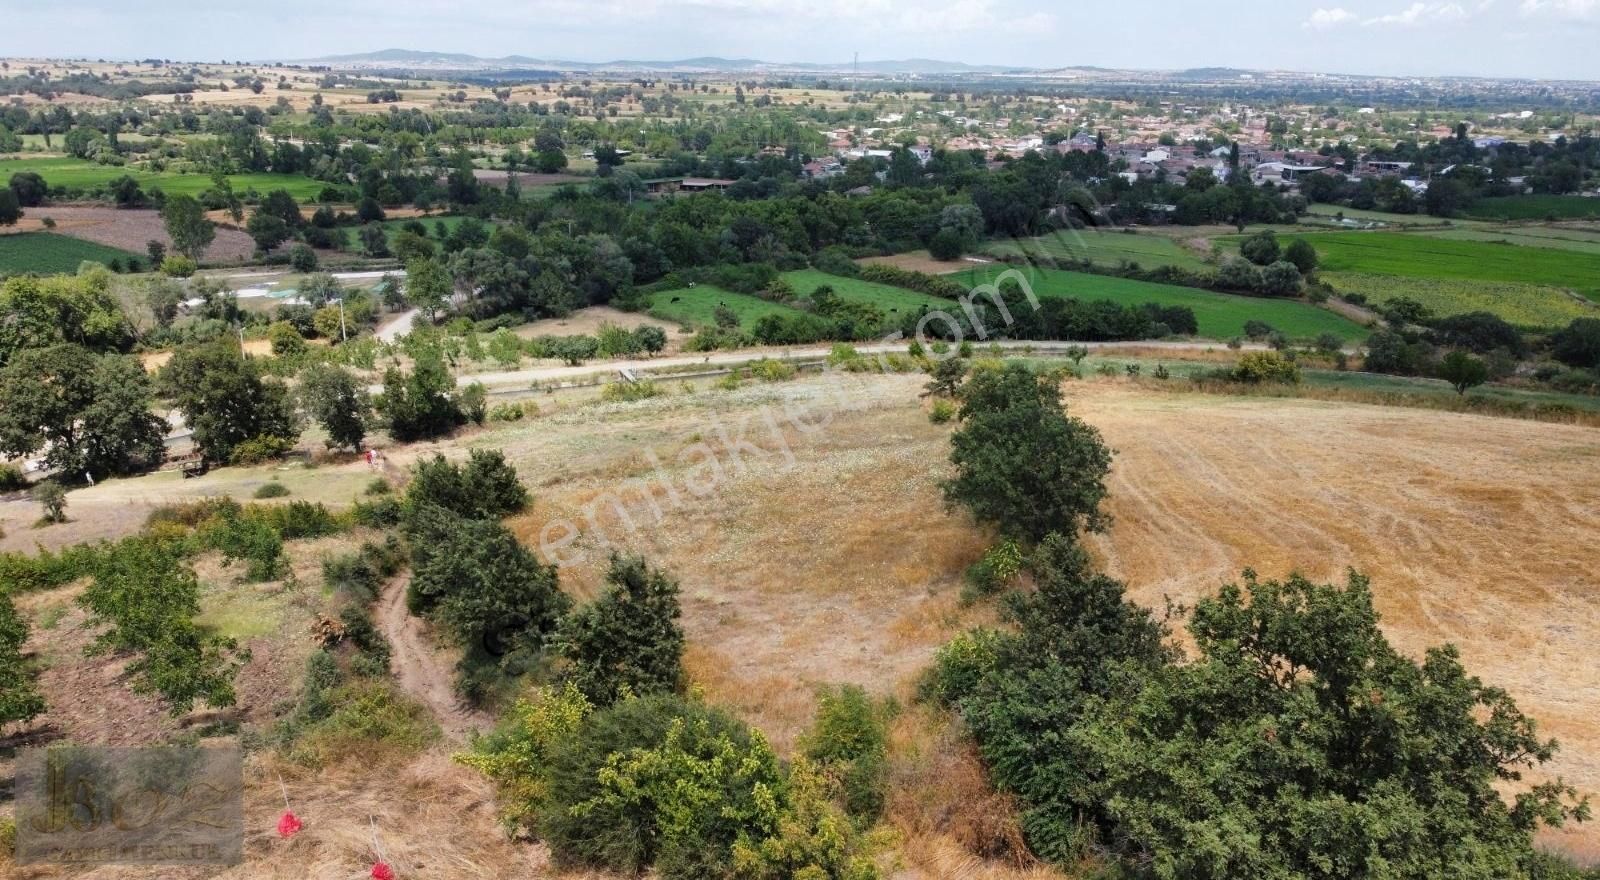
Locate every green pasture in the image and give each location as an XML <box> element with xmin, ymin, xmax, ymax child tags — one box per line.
<box><xmin>0</xmin><ymin>156</ymin><xmax>327</xmax><ymax>200</ymax></box>
<box><xmin>950</xmin><ymin>265</ymin><xmax>1368</xmax><ymax>342</ymax></box>
<box><xmin>647</xmin><ymin>285</ymin><xmax>800</xmax><ymax>327</ymax></box>
<box><xmin>1460</xmin><ymin>196</ymin><xmax>1600</xmax><ymax>221</ymax></box>
<box><xmin>988</xmin><ymin>228</ymin><xmax>1208</xmax><ymax>270</ymax></box>
<box><xmin>0</xmin><ymin>232</ymin><xmax>142</xmax><ymax>275</ymax></box>
<box><xmin>782</xmin><ymin>269</ymin><xmax>950</xmax><ymax>314</ymax></box>
<box><xmin>1285</xmin><ymin>232</ymin><xmax>1600</xmax><ymax>303</ymax></box>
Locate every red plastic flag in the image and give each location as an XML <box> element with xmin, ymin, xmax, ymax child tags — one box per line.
<box><xmin>276</xmin><ymin>810</ymin><xmax>303</xmax><ymax>838</ymax></box>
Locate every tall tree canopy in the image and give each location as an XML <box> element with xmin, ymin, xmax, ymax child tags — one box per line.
<box><xmin>0</xmin><ymin>344</ymin><xmax>167</xmax><ymax>480</ymax></box>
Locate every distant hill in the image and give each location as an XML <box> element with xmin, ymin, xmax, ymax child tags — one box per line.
<box><xmin>291</xmin><ymin>49</ymin><xmax>1034</xmax><ymax>74</ymax></box>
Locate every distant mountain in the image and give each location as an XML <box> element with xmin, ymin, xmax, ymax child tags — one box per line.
<box><xmin>291</xmin><ymin>49</ymin><xmax>1034</xmax><ymax>74</ymax></box>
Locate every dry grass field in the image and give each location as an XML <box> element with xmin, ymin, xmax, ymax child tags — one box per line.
<box><xmin>6</xmin><ymin>371</ymin><xmax>1600</xmax><ymax>877</ymax></box>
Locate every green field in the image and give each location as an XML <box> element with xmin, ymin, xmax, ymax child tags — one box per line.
<box><xmin>647</xmin><ymin>285</ymin><xmax>800</xmax><ymax>327</ymax></box>
<box><xmin>0</xmin><ymin>232</ymin><xmax>142</xmax><ymax>275</ymax></box>
<box><xmin>1319</xmin><ymin>271</ymin><xmax>1594</xmax><ymax>329</ymax></box>
<box><xmin>1414</xmin><ymin>225</ymin><xmax>1600</xmax><ymax>256</ymax></box>
<box><xmin>0</xmin><ymin>157</ymin><xmax>327</xmax><ymax>200</ymax></box>
<box><xmin>1286</xmin><ymin>232</ymin><xmax>1600</xmax><ymax>303</ymax></box>
<box><xmin>951</xmin><ymin>265</ymin><xmax>1368</xmax><ymax>342</ymax></box>
<box><xmin>1302</xmin><ymin>204</ymin><xmax>1453</xmax><ymax>227</ymax></box>
<box><xmin>378</xmin><ymin>215</ymin><xmax>469</xmax><ymax>244</ymax></box>
<box><xmin>1461</xmin><ymin>195</ymin><xmax>1600</xmax><ymax>221</ymax></box>
<box><xmin>782</xmin><ymin>269</ymin><xmax>950</xmax><ymax>315</ymax></box>
<box><xmin>988</xmin><ymin>228</ymin><xmax>1208</xmax><ymax>271</ymax></box>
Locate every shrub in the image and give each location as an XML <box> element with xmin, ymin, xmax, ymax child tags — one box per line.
<box><xmin>160</xmin><ymin>255</ymin><xmax>197</xmax><ymax>278</ymax></box>
<box><xmin>929</xmin><ymin>399</ymin><xmax>957</xmax><ymax>424</ymax></box>
<box><xmin>541</xmin><ymin>694</ymin><xmax>784</xmax><ymax>878</ymax></box>
<box><xmin>365</xmin><ymin>477</ymin><xmax>392</xmax><ymax>496</ymax></box>
<box><xmin>403</xmin><ymin>449</ymin><xmax>527</xmax><ymax>522</ymax></box>
<box><xmin>1230</xmin><ymin>351</ymin><xmax>1301</xmax><ymax>384</ymax></box>
<box><xmin>253</xmin><ymin>482</ymin><xmax>290</xmax><ymax>499</ymax></box>
<box><xmin>803</xmin><ymin>685</ymin><xmax>890</xmax><ymax>821</ymax></box>
<box><xmin>858</xmin><ymin>263</ymin><xmax>966</xmax><ymax>299</ymax></box>
<box><xmin>961</xmin><ymin>538</ymin><xmax>1024</xmax><ymax>601</ymax></box>
<box><xmin>228</xmin><ymin>435</ymin><xmax>295</xmax><ymax>465</ymax></box>
<box><xmin>351</xmin><ymin>496</ymin><xmax>403</xmax><ymax>528</ymax></box>
<box><xmin>0</xmin><ymin>463</ymin><xmax>28</xmax><ymax>493</ymax></box>
<box><xmin>600</xmin><ymin>380</ymin><xmax>664</xmax><ymax>403</ymax></box>
<box><xmin>554</xmin><ymin>554</ymin><xmax>685</xmax><ymax>706</ymax></box>
<box><xmin>322</xmin><ymin>537</ymin><xmax>405</xmax><ymax>604</ymax></box>
<box><xmin>32</xmin><ymin>480</ymin><xmax>66</xmax><ymax>524</ymax></box>
<box><xmin>749</xmin><ymin>358</ymin><xmax>797</xmax><ymax>381</ymax></box>
<box><xmin>286</xmin><ymin>679</ymin><xmax>437</xmax><ymax>768</ymax></box>
<box><xmin>489</xmin><ymin>401</ymin><xmax>529</xmax><ymax>421</ymax></box>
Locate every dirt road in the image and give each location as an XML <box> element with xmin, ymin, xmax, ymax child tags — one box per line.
<box><xmin>375</xmin><ymin>574</ymin><xmax>490</xmax><ymax>740</ymax></box>
<box><xmin>450</xmin><ymin>338</ymin><xmax>1272</xmax><ymax>392</ymax></box>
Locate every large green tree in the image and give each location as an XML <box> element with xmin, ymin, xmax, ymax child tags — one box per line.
<box><xmin>0</xmin><ymin>344</ymin><xmax>167</xmax><ymax>480</ymax></box>
<box><xmin>554</xmin><ymin>554</ymin><xmax>686</xmax><ymax>706</ymax></box>
<box><xmin>0</xmin><ymin>271</ymin><xmax>133</xmax><ymax>366</ymax></box>
<box><xmin>375</xmin><ymin>349</ymin><xmax>464</xmax><ymax>442</ymax></box>
<box><xmin>934</xmin><ymin>562</ymin><xmax>1589</xmax><ymax>876</ymax></box>
<box><xmin>159</xmin><ymin>341</ymin><xmax>299</xmax><ymax>464</ymax></box>
<box><xmin>160</xmin><ymin>194</ymin><xmax>215</xmax><ymax>261</ymax></box>
<box><xmin>297</xmin><ymin>363</ymin><xmax>371</xmax><ymax>452</ymax></box>
<box><xmin>406</xmin><ymin>505</ymin><xmax>569</xmax><ymax>699</ymax></box>
<box><xmin>943</xmin><ymin>363</ymin><xmax>1112</xmax><ymax>543</ymax></box>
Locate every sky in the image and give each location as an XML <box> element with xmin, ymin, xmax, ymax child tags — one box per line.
<box><xmin>0</xmin><ymin>0</ymin><xmax>1596</xmax><ymax>80</ymax></box>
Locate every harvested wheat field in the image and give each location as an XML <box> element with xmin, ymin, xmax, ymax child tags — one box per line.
<box><xmin>1070</xmin><ymin>383</ymin><xmax>1600</xmax><ymax>859</ymax></box>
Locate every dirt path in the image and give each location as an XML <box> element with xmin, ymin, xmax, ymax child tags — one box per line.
<box><xmin>375</xmin><ymin>574</ymin><xmax>491</xmax><ymax>740</ymax></box>
<box><xmin>376</xmin><ymin>307</ymin><xmax>421</xmax><ymax>342</ymax></box>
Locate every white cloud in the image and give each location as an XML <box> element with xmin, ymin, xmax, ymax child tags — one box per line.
<box><xmin>1519</xmin><ymin>0</ymin><xmax>1598</xmax><ymax>19</ymax></box>
<box><xmin>1363</xmin><ymin>1</ymin><xmax>1471</xmax><ymax>25</ymax></box>
<box><xmin>1303</xmin><ymin>7</ymin><xmax>1357</xmax><ymax>28</ymax></box>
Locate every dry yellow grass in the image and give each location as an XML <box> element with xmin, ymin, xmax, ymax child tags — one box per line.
<box><xmin>9</xmin><ymin>371</ymin><xmax>1599</xmax><ymax>875</ymax></box>
<box><xmin>1069</xmin><ymin>382</ymin><xmax>1600</xmax><ymax>859</ymax></box>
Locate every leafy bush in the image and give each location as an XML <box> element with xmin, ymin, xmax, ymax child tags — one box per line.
<box><xmin>228</xmin><ymin>435</ymin><xmax>295</xmax><ymax>465</ymax></box>
<box><xmin>555</xmin><ymin>554</ymin><xmax>685</xmax><ymax>706</ymax></box>
<box><xmin>600</xmin><ymin>380</ymin><xmax>664</xmax><ymax>402</ymax></box>
<box><xmin>803</xmin><ymin>685</ymin><xmax>891</xmax><ymax>821</ymax></box>
<box><xmin>408</xmin><ymin>506</ymin><xmax>569</xmax><ymax>701</ymax></box>
<box><xmin>322</xmin><ymin>536</ymin><xmax>406</xmax><ymax>604</ymax></box>
<box><xmin>403</xmin><ymin>449</ymin><xmax>528</xmax><ymax>522</ymax></box>
<box><xmin>0</xmin><ymin>591</ymin><xmax>46</xmax><ymax>725</ymax></box>
<box><xmin>961</xmin><ymin>538</ymin><xmax>1024</xmax><ymax>601</ymax></box>
<box><xmin>1230</xmin><ymin>350</ymin><xmax>1301</xmax><ymax>384</ymax></box>
<box><xmin>160</xmin><ymin>255</ymin><xmax>197</xmax><ymax>278</ymax></box>
<box><xmin>253</xmin><ymin>481</ymin><xmax>290</xmax><ymax>499</ymax></box>
<box><xmin>541</xmin><ymin>694</ymin><xmax>785</xmax><ymax>878</ymax></box>
<box><xmin>0</xmin><ymin>463</ymin><xmax>27</xmax><ymax>493</ymax></box>
<box><xmin>858</xmin><ymin>263</ymin><xmax>966</xmax><ymax>299</ymax></box>
<box><xmin>79</xmin><ymin>536</ymin><xmax>247</xmax><ymax>714</ymax></box>
<box><xmin>286</xmin><ymin>679</ymin><xmax>437</xmax><ymax>768</ymax></box>
<box><xmin>928</xmin><ymin>399</ymin><xmax>957</xmax><ymax>424</ymax></box>
<box><xmin>350</xmin><ymin>496</ymin><xmax>403</xmax><ymax>528</ymax></box>
<box><xmin>748</xmin><ymin>358</ymin><xmax>797</xmax><ymax>382</ymax></box>
<box><xmin>489</xmin><ymin>401</ymin><xmax>529</xmax><ymax>421</ymax></box>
